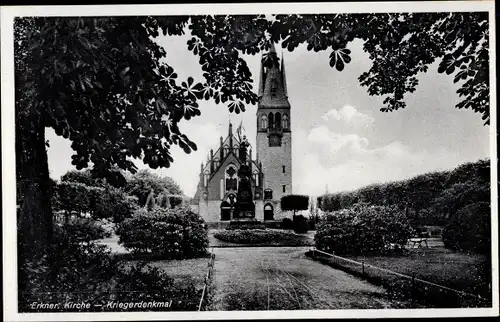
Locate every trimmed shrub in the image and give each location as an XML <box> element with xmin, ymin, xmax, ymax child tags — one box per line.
<box><xmin>116</xmin><ymin>206</ymin><xmax>209</xmax><ymax>259</ymax></box>
<box><xmin>281</xmin><ymin>218</ymin><xmax>293</xmax><ymax>229</ymax></box>
<box><xmin>293</xmin><ymin>214</ymin><xmax>309</xmax><ymax>234</ymax></box>
<box><xmin>442</xmin><ymin>201</ymin><xmax>491</xmax><ymax>254</ymax></box>
<box><xmin>281</xmin><ymin>194</ymin><xmax>309</xmax><ymax>217</ymax></box>
<box><xmin>314</xmin><ymin>204</ymin><xmax>412</xmax><ymax>255</ymax></box>
<box><xmin>226</xmin><ymin>221</ymin><xmax>266</xmax><ymax>230</ymax></box>
<box><xmin>55</xmin><ymin>217</ymin><xmax>112</xmax><ymax>243</ymax></box>
<box><xmin>214</xmin><ymin>229</ymin><xmax>311</xmax><ymax>246</ymax></box>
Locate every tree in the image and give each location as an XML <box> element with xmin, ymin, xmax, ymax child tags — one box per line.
<box><xmin>280</xmin><ymin>194</ymin><xmax>309</xmax><ymax>218</ymax></box>
<box><xmin>15</xmin><ymin>13</ymin><xmax>489</xmax><ymax>272</ymax></box>
<box><xmin>125</xmin><ymin>169</ymin><xmax>183</xmax><ymax>206</ymax></box>
<box><xmin>145</xmin><ymin>190</ymin><xmax>156</xmax><ymax>211</ymax></box>
<box><xmin>442</xmin><ymin>201</ymin><xmax>490</xmax><ymax>254</ymax></box>
<box><xmin>431</xmin><ymin>180</ymin><xmax>490</xmax><ymax>219</ymax></box>
<box><xmin>60</xmin><ymin>169</ymin><xmax>109</xmax><ymax>187</ymax></box>
<box><xmin>56</xmin><ymin>182</ymin><xmax>91</xmax><ymax>223</ymax></box>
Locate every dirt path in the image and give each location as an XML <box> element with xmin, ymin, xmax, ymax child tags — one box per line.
<box><xmin>211</xmin><ymin>247</ymin><xmax>408</xmax><ymax>311</ymax></box>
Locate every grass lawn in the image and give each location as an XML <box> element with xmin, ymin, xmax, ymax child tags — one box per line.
<box><xmin>308</xmin><ymin>246</ymin><xmax>491</xmax><ymax>308</ymax></box>
<box><xmin>121</xmin><ymin>255</ymin><xmax>211</xmax><ymax>289</ymax></box>
<box><xmin>347</xmin><ymin>247</ymin><xmax>491</xmax><ymax>299</ymax></box>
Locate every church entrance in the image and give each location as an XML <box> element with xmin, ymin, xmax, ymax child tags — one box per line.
<box><xmin>221</xmin><ymin>201</ymin><xmax>232</xmax><ymax>221</ymax></box>
<box><xmin>264</xmin><ymin>203</ymin><xmax>274</xmax><ymax>221</ymax></box>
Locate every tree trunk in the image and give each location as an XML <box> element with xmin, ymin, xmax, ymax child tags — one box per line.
<box><xmin>16</xmin><ymin>100</ymin><xmax>53</xmax><ymax>268</ymax></box>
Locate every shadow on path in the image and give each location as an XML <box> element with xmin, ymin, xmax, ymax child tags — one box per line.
<box><xmin>211</xmin><ymin>247</ymin><xmax>409</xmax><ymax>311</ymax></box>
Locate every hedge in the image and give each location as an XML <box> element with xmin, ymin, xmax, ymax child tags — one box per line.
<box><xmin>442</xmin><ymin>201</ymin><xmax>491</xmax><ymax>254</ymax></box>
<box><xmin>315</xmin><ymin>204</ymin><xmax>412</xmax><ymax>255</ymax></box>
<box><xmin>116</xmin><ymin>206</ymin><xmax>209</xmax><ymax>259</ymax></box>
<box><xmin>214</xmin><ymin>229</ymin><xmax>311</xmax><ymax>246</ymax></box>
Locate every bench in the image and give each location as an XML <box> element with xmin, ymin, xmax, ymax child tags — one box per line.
<box><xmin>408</xmin><ymin>237</ymin><xmax>428</xmax><ymax>248</ymax></box>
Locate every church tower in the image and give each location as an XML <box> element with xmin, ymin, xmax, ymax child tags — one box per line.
<box><xmin>256</xmin><ymin>43</ymin><xmax>292</xmax><ymax>209</ymax></box>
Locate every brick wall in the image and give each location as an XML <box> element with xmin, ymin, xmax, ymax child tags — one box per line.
<box><xmin>257</xmin><ymin>131</ymin><xmax>292</xmax><ymax>201</ymax></box>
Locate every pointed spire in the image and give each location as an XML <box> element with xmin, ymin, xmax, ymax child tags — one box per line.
<box><xmin>229</xmin><ymin>122</ymin><xmax>233</xmax><ymax>151</ymax></box>
<box><xmin>220</xmin><ymin>136</ymin><xmax>224</xmax><ymax>159</ymax></box>
<box><xmin>210</xmin><ymin>149</ymin><xmax>214</xmax><ymax>174</ymax></box>
<box><xmin>257</xmin><ymin>43</ymin><xmax>291</xmax><ymax>109</ymax></box>
<box><xmin>258</xmin><ymin>56</ymin><xmax>265</xmax><ymax>98</ymax></box>
<box><xmin>281</xmin><ymin>51</ymin><xmax>288</xmax><ymax>97</ymax></box>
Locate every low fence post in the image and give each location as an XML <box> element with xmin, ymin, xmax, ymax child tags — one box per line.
<box><xmin>199</xmin><ymin>250</ymin><xmax>215</xmax><ymax>311</ymax></box>
<box><xmin>411</xmin><ymin>272</ymin><xmax>416</xmax><ymax>303</ymax></box>
<box><xmin>362</xmin><ymin>260</ymin><xmax>365</xmax><ymax>278</ymax></box>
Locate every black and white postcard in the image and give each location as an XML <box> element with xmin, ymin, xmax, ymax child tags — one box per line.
<box><xmin>1</xmin><ymin>1</ymin><xmax>498</xmax><ymax>321</ymax></box>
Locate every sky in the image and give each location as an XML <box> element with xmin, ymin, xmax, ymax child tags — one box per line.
<box><xmin>46</xmin><ymin>23</ymin><xmax>491</xmax><ymax>198</ymax></box>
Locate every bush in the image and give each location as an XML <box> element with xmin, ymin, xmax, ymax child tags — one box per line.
<box><xmin>281</xmin><ymin>218</ymin><xmax>293</xmax><ymax>229</ymax></box>
<box><xmin>19</xmin><ymin>234</ymin><xmax>121</xmax><ymax>312</ymax></box>
<box><xmin>19</xmin><ymin>237</ymin><xmax>200</xmax><ymax>312</ymax></box>
<box><xmin>55</xmin><ymin>217</ymin><xmax>111</xmax><ymax>242</ymax></box>
<box><xmin>442</xmin><ymin>201</ymin><xmax>491</xmax><ymax>254</ymax></box>
<box><xmin>314</xmin><ymin>204</ymin><xmax>412</xmax><ymax>255</ymax></box>
<box><xmin>307</xmin><ymin>217</ymin><xmax>317</xmax><ymax>230</ymax></box>
<box><xmin>293</xmin><ymin>214</ymin><xmax>309</xmax><ymax>234</ymax></box>
<box><xmin>93</xmin><ymin>187</ymin><xmax>138</xmax><ymax>223</ymax></box>
<box><xmin>226</xmin><ymin>221</ymin><xmax>266</xmax><ymax>230</ymax></box>
<box><xmin>214</xmin><ymin>229</ymin><xmax>310</xmax><ymax>246</ymax></box>
<box><xmin>112</xmin><ymin>262</ymin><xmax>200</xmax><ymax>311</ymax></box>
<box><xmin>116</xmin><ymin>206</ymin><xmax>209</xmax><ymax>259</ymax></box>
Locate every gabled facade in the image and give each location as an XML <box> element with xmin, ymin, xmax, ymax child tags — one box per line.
<box><xmin>193</xmin><ymin>44</ymin><xmax>293</xmax><ymax>223</ymax></box>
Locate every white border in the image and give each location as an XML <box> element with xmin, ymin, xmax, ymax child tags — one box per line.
<box><xmin>1</xmin><ymin>1</ymin><xmax>498</xmax><ymax>321</ymax></box>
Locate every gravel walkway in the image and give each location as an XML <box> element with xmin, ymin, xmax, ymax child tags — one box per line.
<box><xmin>211</xmin><ymin>247</ymin><xmax>409</xmax><ymax>310</ymax></box>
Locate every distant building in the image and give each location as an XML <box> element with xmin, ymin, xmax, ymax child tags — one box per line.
<box><xmin>192</xmin><ymin>44</ymin><xmax>293</xmax><ymax>223</ymax></box>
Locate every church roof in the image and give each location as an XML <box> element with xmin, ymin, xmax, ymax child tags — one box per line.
<box><xmin>258</xmin><ymin>44</ymin><xmax>290</xmax><ymax>109</ymax></box>
<box><xmin>199</xmin><ymin>122</ymin><xmax>260</xmax><ymax>176</ymax></box>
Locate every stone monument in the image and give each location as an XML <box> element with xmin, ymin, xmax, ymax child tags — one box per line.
<box><xmin>227</xmin><ymin>136</ymin><xmax>264</xmax><ymax>229</ymax></box>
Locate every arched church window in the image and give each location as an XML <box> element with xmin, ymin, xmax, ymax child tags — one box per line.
<box><xmin>203</xmin><ymin>171</ymin><xmax>209</xmax><ymax>187</ymax></box>
<box><xmin>253</xmin><ymin>171</ymin><xmax>260</xmax><ymax>187</ymax></box>
<box><xmin>220</xmin><ymin>178</ymin><xmax>224</xmax><ymax>200</ymax></box>
<box><xmin>225</xmin><ymin>164</ymin><xmax>238</xmax><ymax>191</ymax></box>
<box><xmin>275</xmin><ymin>112</ymin><xmax>282</xmax><ymax>130</ymax></box>
<box><xmin>268</xmin><ymin>112</ymin><xmax>274</xmax><ymax>129</ymax></box>
<box><xmin>264</xmin><ymin>189</ymin><xmax>273</xmax><ymax>200</ymax></box>
<box><xmin>282</xmin><ymin>114</ymin><xmax>289</xmax><ymax>129</ymax></box>
<box><xmin>260</xmin><ymin>114</ymin><xmax>268</xmax><ymax>130</ymax></box>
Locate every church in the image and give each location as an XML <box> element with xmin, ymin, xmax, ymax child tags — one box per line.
<box><xmin>192</xmin><ymin>44</ymin><xmax>292</xmax><ymax>224</ymax></box>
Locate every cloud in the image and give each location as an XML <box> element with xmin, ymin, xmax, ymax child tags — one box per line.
<box><xmin>293</xmin><ymin>127</ymin><xmax>462</xmax><ymax>197</ymax></box>
<box><xmin>308</xmin><ymin>125</ymin><xmax>369</xmax><ymax>155</ymax></box>
<box><xmin>322</xmin><ymin>105</ymin><xmax>374</xmax><ymax>127</ymax></box>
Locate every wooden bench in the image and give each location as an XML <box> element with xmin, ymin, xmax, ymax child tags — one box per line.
<box><xmin>408</xmin><ymin>232</ymin><xmax>430</xmax><ymax>248</ymax></box>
